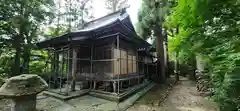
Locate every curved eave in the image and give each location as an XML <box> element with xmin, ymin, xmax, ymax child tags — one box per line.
<box><xmin>37</xmin><ymin>19</ymin><xmax>121</xmax><ymax>49</ymax></box>
<box><xmin>117</xmin><ymin>20</ymin><xmax>151</xmax><ymax>48</ymax></box>
<box><xmin>37</xmin><ymin>16</ymin><xmax>150</xmax><ymax>49</ymax></box>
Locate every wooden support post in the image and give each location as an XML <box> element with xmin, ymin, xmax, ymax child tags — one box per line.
<box><xmin>55</xmin><ymin>51</ymin><xmax>59</xmax><ymax>81</ymax></box>
<box><xmin>52</xmin><ymin>49</ymin><xmax>56</xmax><ymax>88</ymax></box>
<box><xmin>113</xmin><ymin>81</ymin><xmax>117</xmax><ymax>93</ymax></box>
<box><xmin>147</xmin><ymin>63</ymin><xmax>149</xmax><ymax>80</ymax></box>
<box><xmin>120</xmin><ymin>81</ymin><xmax>122</xmax><ymax>90</ymax></box>
<box><xmin>137</xmin><ymin>51</ymin><xmax>140</xmax><ymax>85</ymax></box>
<box><xmin>71</xmin><ymin>48</ymin><xmax>77</xmax><ymax>91</ymax></box>
<box><xmin>90</xmin><ymin>44</ymin><xmax>93</xmax><ymax>89</ymax></box>
<box><xmin>117</xmin><ymin>34</ymin><xmax>120</xmax><ymax>94</ymax></box>
<box><xmin>156</xmin><ymin>64</ymin><xmax>158</xmax><ymax>81</ymax></box>
<box><xmin>47</xmin><ymin>48</ymin><xmax>51</xmax><ymax>89</ymax></box>
<box><xmin>59</xmin><ymin>51</ymin><xmax>62</xmax><ymax>93</ymax></box>
<box><xmin>93</xmin><ymin>81</ymin><xmax>96</xmax><ymax>89</ymax></box>
<box><xmin>60</xmin><ymin>48</ymin><xmax>66</xmax><ymax>93</ymax></box>
<box><xmin>128</xmin><ymin>79</ymin><xmax>131</xmax><ymax>86</ymax></box>
<box><xmin>66</xmin><ymin>46</ymin><xmax>70</xmax><ymax>95</ymax></box>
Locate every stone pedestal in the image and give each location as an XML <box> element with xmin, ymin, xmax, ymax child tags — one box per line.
<box><xmin>0</xmin><ymin>74</ymin><xmax>48</xmax><ymax>111</ymax></box>
<box><xmin>11</xmin><ymin>95</ymin><xmax>36</xmax><ymax>111</ymax></box>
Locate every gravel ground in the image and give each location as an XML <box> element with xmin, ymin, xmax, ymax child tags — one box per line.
<box><xmin>0</xmin><ymin>99</ymin><xmax>10</xmax><ymax>111</ymax></box>
<box><xmin>127</xmin><ymin>77</ymin><xmax>219</xmax><ymax>111</ymax></box>
<box><xmin>0</xmin><ymin>94</ymin><xmax>67</xmax><ymax>111</ymax></box>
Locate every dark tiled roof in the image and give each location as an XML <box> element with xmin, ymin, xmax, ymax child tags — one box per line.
<box><xmin>72</xmin><ymin>8</ymin><xmax>135</xmax><ymax>32</ymax></box>
<box><xmin>37</xmin><ymin>8</ymin><xmax>148</xmax><ymax>48</ymax></box>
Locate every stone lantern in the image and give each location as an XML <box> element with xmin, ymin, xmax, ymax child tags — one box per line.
<box><xmin>0</xmin><ymin>74</ymin><xmax>48</xmax><ymax>111</ymax></box>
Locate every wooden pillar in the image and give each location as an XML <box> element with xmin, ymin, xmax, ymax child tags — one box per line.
<box><xmin>128</xmin><ymin>79</ymin><xmax>131</xmax><ymax>86</ymax></box>
<box><xmin>117</xmin><ymin>34</ymin><xmax>120</xmax><ymax>94</ymax></box>
<box><xmin>93</xmin><ymin>81</ymin><xmax>96</xmax><ymax>89</ymax></box>
<box><xmin>156</xmin><ymin>63</ymin><xmax>158</xmax><ymax>81</ymax></box>
<box><xmin>47</xmin><ymin>48</ymin><xmax>51</xmax><ymax>89</ymax></box>
<box><xmin>90</xmin><ymin>44</ymin><xmax>93</xmax><ymax>89</ymax></box>
<box><xmin>147</xmin><ymin>63</ymin><xmax>149</xmax><ymax>80</ymax></box>
<box><xmin>51</xmin><ymin>49</ymin><xmax>56</xmax><ymax>86</ymax></box>
<box><xmin>113</xmin><ymin>81</ymin><xmax>117</xmax><ymax>93</ymax></box>
<box><xmin>120</xmin><ymin>81</ymin><xmax>123</xmax><ymax>89</ymax></box>
<box><xmin>53</xmin><ymin>49</ymin><xmax>59</xmax><ymax>88</ymax></box>
<box><xmin>66</xmin><ymin>46</ymin><xmax>70</xmax><ymax>95</ymax></box>
<box><xmin>137</xmin><ymin>51</ymin><xmax>140</xmax><ymax>85</ymax></box>
<box><xmin>60</xmin><ymin>48</ymin><xmax>64</xmax><ymax>93</ymax></box>
<box><xmin>71</xmin><ymin>48</ymin><xmax>77</xmax><ymax>91</ymax></box>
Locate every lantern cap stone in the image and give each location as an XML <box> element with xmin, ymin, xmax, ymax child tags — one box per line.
<box><xmin>0</xmin><ymin>74</ymin><xmax>48</xmax><ymax>98</ymax></box>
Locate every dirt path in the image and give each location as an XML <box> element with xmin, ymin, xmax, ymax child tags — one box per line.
<box><xmin>128</xmin><ymin>77</ymin><xmax>219</xmax><ymax>111</ymax></box>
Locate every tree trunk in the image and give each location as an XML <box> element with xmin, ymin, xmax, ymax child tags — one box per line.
<box><xmin>192</xmin><ymin>57</ymin><xmax>197</xmax><ymax>81</ymax></box>
<box><xmin>22</xmin><ymin>38</ymin><xmax>31</xmax><ymax>74</ymax></box>
<box><xmin>12</xmin><ymin>35</ymin><xmax>21</xmax><ymax>77</ymax></box>
<box><xmin>22</xmin><ymin>49</ymin><xmax>30</xmax><ymax>74</ymax></box>
<box><xmin>174</xmin><ymin>26</ymin><xmax>180</xmax><ymax>81</ymax></box>
<box><xmin>155</xmin><ymin>27</ymin><xmax>166</xmax><ymax>84</ymax></box>
<box><xmin>189</xmin><ymin>55</ymin><xmax>197</xmax><ymax>81</ymax></box>
<box><xmin>175</xmin><ymin>52</ymin><xmax>179</xmax><ymax>81</ymax></box>
<box><xmin>164</xmin><ymin>31</ymin><xmax>170</xmax><ymax>78</ymax></box>
<box><xmin>112</xmin><ymin>0</ymin><xmax>117</xmax><ymax>12</ymax></box>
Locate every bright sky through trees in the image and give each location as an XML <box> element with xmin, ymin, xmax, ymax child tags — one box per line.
<box><xmin>91</xmin><ymin>0</ymin><xmax>141</xmax><ymax>24</ymax></box>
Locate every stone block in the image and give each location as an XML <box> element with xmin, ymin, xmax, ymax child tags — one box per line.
<box><xmin>0</xmin><ymin>74</ymin><xmax>48</xmax><ymax>111</ymax></box>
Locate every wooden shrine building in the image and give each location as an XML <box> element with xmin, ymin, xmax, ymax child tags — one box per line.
<box><xmin>37</xmin><ymin>9</ymin><xmax>158</xmax><ymax>100</ymax></box>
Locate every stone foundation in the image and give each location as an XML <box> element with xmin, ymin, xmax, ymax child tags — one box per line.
<box><xmin>11</xmin><ymin>95</ymin><xmax>36</xmax><ymax>111</ymax></box>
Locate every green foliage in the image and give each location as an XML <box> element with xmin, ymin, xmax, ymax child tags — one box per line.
<box><xmin>137</xmin><ymin>0</ymin><xmax>169</xmax><ymax>39</ymax></box>
<box><xmin>29</xmin><ymin>50</ymin><xmax>48</xmax><ymax>74</ymax></box>
<box><xmin>0</xmin><ymin>0</ymin><xmax>93</xmax><ymax>77</ymax></box>
<box><xmin>166</xmin><ymin>0</ymin><xmax>240</xmax><ymax>110</ymax></box>
<box><xmin>137</xmin><ymin>0</ymin><xmax>171</xmax><ymax>83</ymax></box>
<box><xmin>0</xmin><ymin>0</ymin><xmax>54</xmax><ymax>76</ymax></box>
<box><xmin>0</xmin><ymin>49</ymin><xmax>15</xmax><ymax>77</ymax></box>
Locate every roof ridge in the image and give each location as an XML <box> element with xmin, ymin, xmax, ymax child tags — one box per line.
<box><xmin>82</xmin><ymin>8</ymin><xmax>127</xmax><ymax>28</ymax></box>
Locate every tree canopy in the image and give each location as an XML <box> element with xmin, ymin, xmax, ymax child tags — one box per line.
<box><xmin>137</xmin><ymin>0</ymin><xmax>171</xmax><ymax>83</ymax></box>
<box><xmin>163</xmin><ymin>0</ymin><xmax>240</xmax><ymax>110</ymax></box>
<box><xmin>0</xmin><ymin>0</ymin><xmax>93</xmax><ymax>77</ymax></box>
<box><xmin>0</xmin><ymin>0</ymin><xmax>54</xmax><ymax>76</ymax></box>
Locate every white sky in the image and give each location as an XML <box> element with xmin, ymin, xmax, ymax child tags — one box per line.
<box><xmin>91</xmin><ymin>0</ymin><xmax>142</xmax><ymax>25</ymax></box>
<box><xmin>56</xmin><ymin>0</ymin><xmax>142</xmax><ymax>25</ymax></box>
